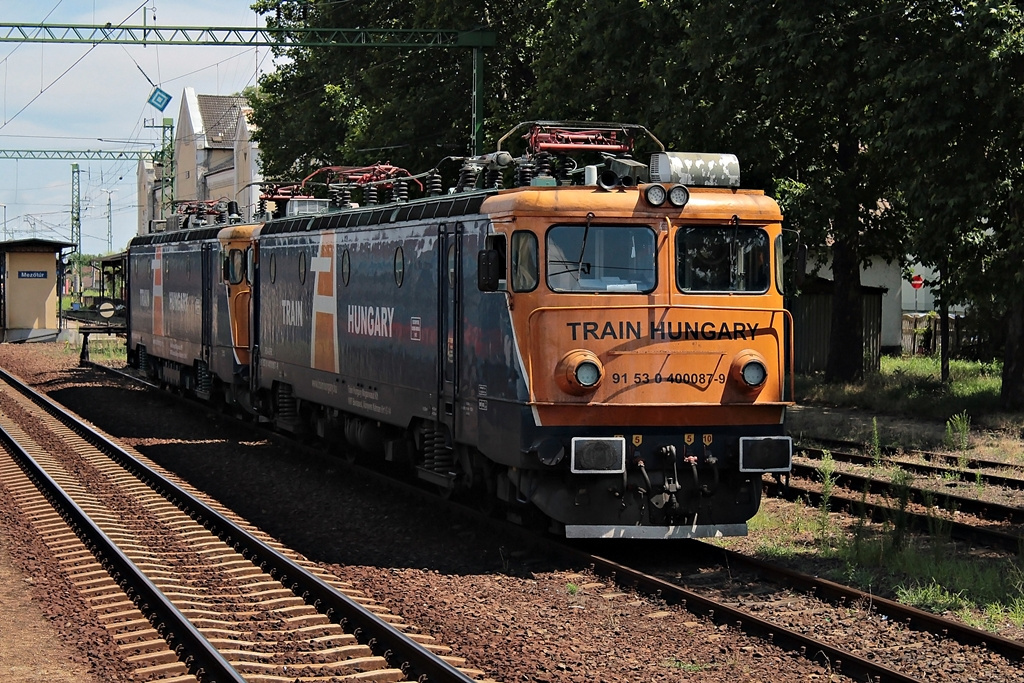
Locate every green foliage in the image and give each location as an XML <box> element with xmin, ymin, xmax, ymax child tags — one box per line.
<box><xmin>565</xmin><ymin>582</ymin><xmax>579</xmax><ymax>596</ymax></box>
<box><xmin>842</xmin><ymin>516</ymin><xmax>1024</xmax><ymax>629</ymax></box>
<box><xmin>944</xmin><ymin>411</ymin><xmax>972</xmax><ymax>452</ymax></box>
<box><xmin>870</xmin><ymin>417</ymin><xmax>882</xmax><ymax>468</ymax></box>
<box><xmin>246</xmin><ymin>0</ymin><xmax>1024</xmax><ymax>395</ymax></box>
<box><xmin>886</xmin><ymin>468</ymin><xmax>912</xmax><ymax>551</ymax></box>
<box><xmin>799</xmin><ymin>356</ymin><xmax>1003</xmax><ymax>422</ymax></box>
<box><xmin>248</xmin><ymin>0</ymin><xmax>546</xmax><ymax>181</ymax></box>
<box><xmin>83</xmin><ymin>339</ymin><xmax>126</xmax><ymax>363</ymax></box>
<box><xmin>816</xmin><ymin>451</ymin><xmax>838</xmax><ymax>545</ymax></box>
<box><xmin>662</xmin><ymin>658</ymin><xmax>710</xmax><ymax>672</ymax></box>
<box><xmin>895</xmin><ymin>581</ymin><xmax>972</xmax><ymax>613</ymax></box>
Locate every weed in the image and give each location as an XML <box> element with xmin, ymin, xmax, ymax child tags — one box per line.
<box><xmin>753</xmin><ymin>540</ymin><xmax>799</xmax><ymax>559</ymax></box>
<box><xmin>842</xmin><ymin>562</ymin><xmax>875</xmax><ymax>589</ymax></box>
<box><xmin>816</xmin><ymin>451</ymin><xmax>838</xmax><ymax>546</ymax></box>
<box><xmin>939</xmin><ymin>469</ymin><xmax>961</xmax><ymax>484</ymax></box>
<box><xmin>566</xmin><ymin>582</ymin><xmax>579</xmax><ymax>596</ymax></box>
<box><xmin>850</xmin><ymin>481</ymin><xmax>870</xmax><ymax>557</ymax></box>
<box><xmin>945</xmin><ymin>411</ymin><xmax>971</xmax><ymax>453</ymax></box>
<box><xmin>86</xmin><ymin>340</ymin><xmax>127</xmax><ymax>363</ymax></box>
<box><xmin>921</xmin><ymin>491</ymin><xmax>952</xmax><ymax>540</ymax></box>
<box><xmin>1009</xmin><ymin>597</ymin><xmax>1024</xmax><ymax>628</ymax></box>
<box><xmin>662</xmin><ymin>658</ymin><xmax>710</xmax><ymax>672</ymax></box>
<box><xmin>974</xmin><ymin>471</ymin><xmax>985</xmax><ymax>498</ymax></box>
<box><xmin>870</xmin><ymin>417</ymin><xmax>882</xmax><ymax>468</ymax></box>
<box><xmin>886</xmin><ymin>469</ymin><xmax>912</xmax><ymax>551</ymax></box>
<box><xmin>896</xmin><ymin>581</ymin><xmax>972</xmax><ymax>613</ymax></box>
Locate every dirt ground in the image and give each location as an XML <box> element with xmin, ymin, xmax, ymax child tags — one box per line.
<box><xmin>0</xmin><ymin>542</ymin><xmax>100</xmax><ymax>683</ymax></box>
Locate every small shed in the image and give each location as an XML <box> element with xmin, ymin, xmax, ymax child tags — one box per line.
<box><xmin>0</xmin><ymin>238</ymin><xmax>75</xmax><ymax>342</ymax></box>
<box><xmin>785</xmin><ymin>276</ymin><xmax>885</xmax><ymax>375</ymax></box>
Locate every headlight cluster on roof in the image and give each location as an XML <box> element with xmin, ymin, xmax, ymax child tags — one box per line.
<box><xmin>643</xmin><ymin>183</ymin><xmax>690</xmax><ymax>208</ymax></box>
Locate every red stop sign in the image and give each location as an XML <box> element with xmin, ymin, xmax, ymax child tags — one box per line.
<box><xmin>910</xmin><ymin>275</ymin><xmax>924</xmax><ymax>290</ymax></box>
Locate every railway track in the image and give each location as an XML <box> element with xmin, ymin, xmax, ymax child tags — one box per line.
<box><xmin>798</xmin><ymin>441</ymin><xmax>1024</xmax><ymax>493</ymax></box>
<box><xmin>789</xmin><ymin>458</ymin><xmax>1024</xmax><ymax>525</ymax></box>
<box><xmin>0</xmin><ymin>366</ymin><xmax>487</xmax><ymax>683</ymax></box>
<box><xmin>778</xmin><ymin>443</ymin><xmax>1024</xmax><ymax>552</ymax></box>
<box><xmin>806</xmin><ymin>436</ymin><xmax>1024</xmax><ymax>474</ymax></box>
<box><xmin>570</xmin><ymin>539</ymin><xmax>1024</xmax><ymax>683</ymax></box>
<box><xmin>765</xmin><ymin>477</ymin><xmax>1024</xmax><ymax>554</ymax></box>
<box><xmin>74</xmin><ymin>360</ymin><xmax>1024</xmax><ymax>681</ymax></box>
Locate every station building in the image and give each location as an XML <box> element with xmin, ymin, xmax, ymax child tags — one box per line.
<box><xmin>0</xmin><ymin>238</ymin><xmax>75</xmax><ymax>342</ymax></box>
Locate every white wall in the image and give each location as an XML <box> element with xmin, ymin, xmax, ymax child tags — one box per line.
<box><xmin>808</xmin><ymin>255</ymin><xmax>904</xmax><ymax>350</ymax></box>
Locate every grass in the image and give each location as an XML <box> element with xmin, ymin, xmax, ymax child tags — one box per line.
<box><xmin>77</xmin><ymin>338</ymin><xmax>126</xmax><ymax>363</ymax></box>
<box><xmin>774</xmin><ymin>352</ymin><xmax>1024</xmax><ymax>634</ymax></box>
<box><xmin>895</xmin><ymin>581</ymin><xmax>972</xmax><ymax>613</ymax></box>
<box><xmin>815</xmin><ymin>451</ymin><xmax>838</xmax><ymax>546</ymax></box>
<box><xmin>662</xmin><ymin>658</ymin><xmax>711</xmax><ymax>672</ymax></box>
<box><xmin>797</xmin><ymin>355</ymin><xmax>1004</xmax><ymax>425</ymax></box>
<box><xmin>740</xmin><ymin>499</ymin><xmax>1024</xmax><ymax>634</ymax></box>
<box><xmin>945</xmin><ymin>411</ymin><xmax>972</xmax><ymax>452</ymax></box>
<box><xmin>870</xmin><ymin>416</ymin><xmax>882</xmax><ymax>467</ymax></box>
<box><xmin>791</xmin><ymin>354</ymin><xmax>1024</xmax><ymax>463</ymax></box>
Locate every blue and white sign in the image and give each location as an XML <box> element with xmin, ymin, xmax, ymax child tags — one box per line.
<box><xmin>18</xmin><ymin>271</ymin><xmax>47</xmax><ymax>279</ymax></box>
<box><xmin>148</xmin><ymin>87</ymin><xmax>172</xmax><ymax>112</ymax></box>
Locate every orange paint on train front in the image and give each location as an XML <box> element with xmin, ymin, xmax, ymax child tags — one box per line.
<box><xmin>481</xmin><ymin>184</ymin><xmax>791</xmax><ymax>428</ymax></box>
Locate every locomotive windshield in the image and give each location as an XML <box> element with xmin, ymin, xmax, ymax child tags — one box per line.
<box><xmin>546</xmin><ymin>225</ymin><xmax>656</xmax><ymax>293</ymax></box>
<box><xmin>676</xmin><ymin>226</ymin><xmax>770</xmax><ymax>293</ymax></box>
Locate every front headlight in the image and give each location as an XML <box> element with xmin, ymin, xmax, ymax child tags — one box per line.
<box><xmin>729</xmin><ymin>349</ymin><xmax>769</xmax><ymax>392</ymax></box>
<box><xmin>556</xmin><ymin>349</ymin><xmax>605</xmax><ymax>395</ymax></box>
<box><xmin>740</xmin><ymin>359</ymin><xmax>767</xmax><ymax>387</ymax></box>
<box><xmin>575</xmin><ymin>360</ymin><xmax>601</xmax><ymax>387</ymax></box>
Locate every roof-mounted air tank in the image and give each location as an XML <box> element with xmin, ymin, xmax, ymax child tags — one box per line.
<box><xmin>649</xmin><ymin>152</ymin><xmax>741</xmax><ymax>188</ymax></box>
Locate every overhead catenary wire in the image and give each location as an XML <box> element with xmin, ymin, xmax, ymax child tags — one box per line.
<box><xmin>0</xmin><ymin>3</ymin><xmax>277</xmax><ymax>251</ymax></box>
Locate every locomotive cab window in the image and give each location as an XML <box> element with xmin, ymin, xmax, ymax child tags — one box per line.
<box><xmin>676</xmin><ymin>226</ymin><xmax>769</xmax><ymax>293</ymax></box>
<box><xmin>224</xmin><ymin>248</ymin><xmax>245</xmax><ymax>285</ymax></box>
<box><xmin>546</xmin><ymin>225</ymin><xmax>656</xmax><ymax>293</ymax></box>
<box><xmin>511</xmin><ymin>231</ymin><xmax>537</xmax><ymax>292</ymax></box>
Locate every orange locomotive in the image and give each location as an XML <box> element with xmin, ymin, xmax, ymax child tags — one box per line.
<box><xmin>127</xmin><ymin>122</ymin><xmax>793</xmax><ymax>539</ymax></box>
<box><xmin>473</xmin><ymin>124</ymin><xmax>792</xmax><ymax>538</ymax></box>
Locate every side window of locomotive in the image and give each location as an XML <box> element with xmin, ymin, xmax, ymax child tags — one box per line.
<box><xmin>394</xmin><ymin>246</ymin><xmax>405</xmax><ymax>287</ymax></box>
<box><xmin>546</xmin><ymin>225</ymin><xmax>656</xmax><ymax>293</ymax></box>
<box><xmin>774</xmin><ymin>234</ymin><xmax>784</xmax><ymax>295</ymax></box>
<box><xmin>676</xmin><ymin>226</ymin><xmax>770</xmax><ymax>293</ymax></box>
<box><xmin>510</xmin><ymin>231</ymin><xmax>537</xmax><ymax>292</ymax></box>
<box><xmin>225</xmin><ymin>248</ymin><xmax>245</xmax><ymax>285</ymax></box>
<box><xmin>484</xmin><ymin>233</ymin><xmax>508</xmax><ymax>290</ymax></box>
<box><xmin>245</xmin><ymin>247</ymin><xmax>255</xmax><ymax>286</ymax></box>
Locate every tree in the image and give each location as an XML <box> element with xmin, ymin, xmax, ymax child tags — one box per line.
<box><xmin>867</xmin><ymin>2</ymin><xmax>1024</xmax><ymax>406</ymax></box>
<box><xmin>683</xmin><ymin>0</ymin><xmax>910</xmax><ymax>382</ymax></box>
<box><xmin>248</xmin><ymin>0</ymin><xmax>546</xmax><ymax>182</ymax></box>
<box><xmin>527</xmin><ymin>1</ymin><xmax>686</xmax><ymax>132</ymax></box>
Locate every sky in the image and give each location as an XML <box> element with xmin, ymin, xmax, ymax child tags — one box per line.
<box><xmin>0</xmin><ymin>1</ymin><xmax>270</xmax><ymax>254</ymax></box>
